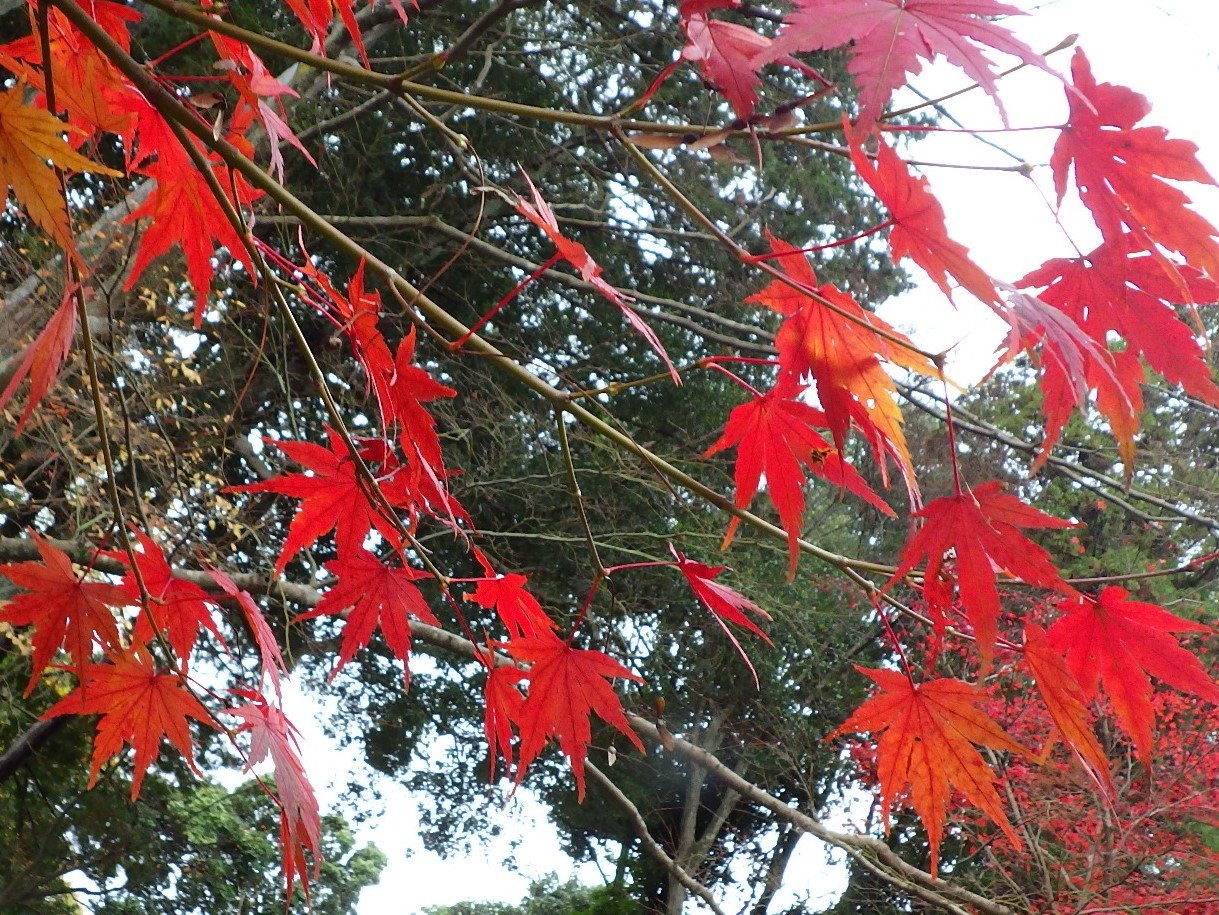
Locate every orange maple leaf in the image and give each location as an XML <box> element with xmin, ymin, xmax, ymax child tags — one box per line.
<box><xmin>1047</xmin><ymin>587</ymin><xmax>1219</xmax><ymax>763</ymax></box>
<box><xmin>209</xmin><ymin>568</ymin><xmax>287</xmax><ymax>697</ymax></box>
<box><xmin>1021</xmin><ymin>622</ymin><xmax>1112</xmax><ymax>795</ymax></box>
<box><xmin>44</xmin><ymin>645</ymin><xmax>216</xmax><ymax>799</ymax></box>
<box><xmin>0</xmin><ymin>85</ymin><xmax>119</xmax><ymax>255</ymax></box>
<box><xmin>831</xmin><ymin>666</ymin><xmax>1025</xmax><ymax>875</ymax></box>
<box><xmin>108</xmin><ymin>528</ymin><xmax>226</xmax><ymax>664</ymax></box>
<box><xmin>0</xmin><ymin>3</ymin><xmax>141</xmax><ymax>143</ymax></box>
<box><xmin>763</xmin><ymin>0</ymin><xmax>1053</xmax><ymax>128</ymax></box>
<box><xmin>505</xmin><ymin>632</ymin><xmax>643</xmax><ymax>800</ymax></box>
<box><xmin>1016</xmin><ymin>243</ymin><xmax>1219</xmax><ymax>473</ymax></box>
<box><xmin>746</xmin><ymin>234</ymin><xmax>938</xmax><ymax>491</ymax></box>
<box><xmin>671</xmin><ymin>546</ymin><xmax>772</xmax><ymax>684</ymax></box>
<box><xmin>389</xmin><ymin>326</ymin><xmax>457</xmax><ymax>476</ymax></box>
<box><xmin>480</xmin><ymin>652</ymin><xmax>526</xmax><ymax>779</ymax></box>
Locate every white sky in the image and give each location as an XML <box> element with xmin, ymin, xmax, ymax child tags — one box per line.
<box><xmin>279</xmin><ymin>3</ymin><xmax>1219</xmax><ymax>913</ymax></box>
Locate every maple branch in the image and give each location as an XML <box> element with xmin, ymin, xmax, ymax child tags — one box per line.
<box><xmin>257</xmin><ymin>213</ymin><xmax>774</xmax><ymax>355</ymax></box>
<box><xmin>897</xmin><ymin>381</ymin><xmax>1219</xmax><ymax>533</ymax></box>
<box><xmin>555</xmin><ymin>409</ymin><xmax>606</xmax><ymax>578</ymax></box>
<box><xmin>0</xmin><ymin>531</ymin><xmax>1013</xmax><ymax>913</ymax></box>
<box><xmin>440</xmin><ymin>0</ymin><xmax>544</xmax><ymax>67</ymax></box>
<box><xmin>584</xmin><ymin>762</ymin><xmax>729</xmax><ymax>915</ymax></box>
<box><xmin>138</xmin><ymin>0</ymin><xmax>853</xmax><ymax>146</ymax></box>
<box><xmin>35</xmin><ymin>0</ymin><xmax>155</xmax><ymax>619</ymax></box>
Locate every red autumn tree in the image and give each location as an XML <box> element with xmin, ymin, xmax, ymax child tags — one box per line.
<box><xmin>0</xmin><ymin>1</ymin><xmax>1217</xmax><ymax>912</ymax></box>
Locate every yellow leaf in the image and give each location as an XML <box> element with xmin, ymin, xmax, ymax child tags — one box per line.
<box><xmin>0</xmin><ymin>86</ymin><xmax>120</xmax><ymax>254</ymax></box>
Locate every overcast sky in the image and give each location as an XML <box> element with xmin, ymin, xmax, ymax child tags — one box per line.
<box><xmin>291</xmin><ymin>3</ymin><xmax>1219</xmax><ymax>912</ymax></box>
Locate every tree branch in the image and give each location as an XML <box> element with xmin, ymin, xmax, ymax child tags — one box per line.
<box><xmin>585</xmin><ymin>762</ymin><xmax>729</xmax><ymax>915</ymax></box>
<box><xmin>0</xmin><ymin>718</ymin><xmax>71</xmax><ymax>783</ymax></box>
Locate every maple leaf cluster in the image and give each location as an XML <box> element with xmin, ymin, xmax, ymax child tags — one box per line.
<box><xmin>651</xmin><ymin>1</ymin><xmax>1219</xmax><ymax>873</ymax></box>
<box><xmin>1</xmin><ymin>0</ymin><xmax>1219</xmax><ymax>906</ymax></box>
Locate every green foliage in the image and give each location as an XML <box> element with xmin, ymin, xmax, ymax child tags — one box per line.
<box><xmin>425</xmin><ymin>875</ymin><xmax>638</xmax><ymax>915</ymax></box>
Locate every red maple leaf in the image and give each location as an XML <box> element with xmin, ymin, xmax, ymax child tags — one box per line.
<box><xmin>282</xmin><ymin>0</ymin><xmax>372</xmax><ymax>63</ymax></box>
<box><xmin>1047</xmin><ymin>586</ymin><xmax>1219</xmax><ymax>763</ymax></box>
<box><xmin>830</xmin><ymin>666</ymin><xmax>1026</xmax><ymax>875</ymax></box>
<box><xmin>746</xmin><ymin>234</ymin><xmax>938</xmax><ymax>491</ymax></box>
<box><xmin>1019</xmin><ymin>242</ymin><xmax>1219</xmax><ymax>408</ymax></box>
<box><xmin>480</xmin><ymin>651</ymin><xmax>527</xmax><ymax>779</ymax></box>
<box><xmin>44</xmin><ymin>645</ymin><xmax>216</xmax><ymax>799</ymax></box>
<box><xmin>513</xmin><ymin>172</ymin><xmax>677</xmax><ymax>381</ymax></box>
<box><xmin>671</xmin><ymin>546</ymin><xmax>772</xmax><ymax>683</ymax></box>
<box><xmin>211</xmin><ymin>34</ymin><xmax>316</xmax><ymax>180</ymax></box>
<box><xmin>294</xmin><ymin>248</ymin><xmax>398</xmax><ymax>427</ymax></box>
<box><xmin>465</xmin><ymin>549</ymin><xmax>556</xmax><ymax>639</ymax></box>
<box><xmin>994</xmin><ymin>285</ymin><xmax>1143</xmax><ymax>473</ymax></box>
<box><xmin>227</xmin><ymin>690</ymin><xmax>321</xmax><ymax>899</ymax></box>
<box><xmin>389</xmin><ymin>326</ymin><xmax>457</xmax><ymax>475</ymax></box>
<box><xmin>108</xmin><ymin>528</ymin><xmax>225</xmax><ymax>663</ymax></box>
<box><xmin>763</xmin><ymin>0</ymin><xmax>1052</xmax><ymax>128</ymax></box>
<box><xmin>887</xmin><ymin>481</ymin><xmax>1077</xmax><ymax>669</ymax></box>
<box><xmin>124</xmin><ymin>138</ymin><xmax>263</xmax><ymax>326</ymax></box>
<box><xmin>1052</xmin><ymin>49</ymin><xmax>1219</xmax><ymax>281</ymax></box>
<box><xmin>1021</xmin><ymin>621</ymin><xmax>1112</xmax><ymax>795</ymax></box>
<box><xmin>505</xmin><ymin>632</ymin><xmax>644</xmax><ymax>799</ymax></box>
<box><xmin>0</xmin><ymin>533</ymin><xmax>128</xmax><ymax>693</ymax></box>
<box><xmin>208</xmin><ymin>567</ymin><xmax>288</xmax><ymax>698</ymax></box>
<box><xmin>703</xmin><ymin>380</ymin><xmax>894</xmax><ymax>575</ymax></box>
<box><xmin>676</xmin><ymin>0</ymin><xmax>812</xmax><ymax>121</ymax></box>
<box><xmin>1037</xmin><ymin>335</ymin><xmax>1143</xmax><ymax>474</ymax></box>
<box><xmin>228</xmin><ymin>428</ymin><xmax>402</xmax><ymax>573</ymax></box>
<box><xmin>295</xmin><ymin>548</ymin><xmax>440</xmax><ymax>685</ymax></box>
<box><xmin>848</xmin><ymin>128</ymin><xmax>998</xmax><ymax>305</ymax></box>
<box><xmin>681</xmin><ymin>14</ymin><xmax>768</xmax><ymax>121</ymax></box>
<box><xmin>0</xmin><ymin>289</ymin><xmax>76</xmax><ymax>435</ymax></box>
